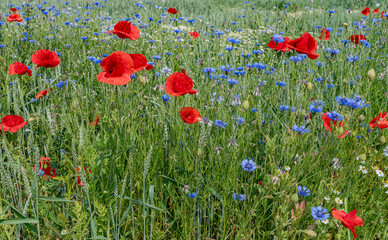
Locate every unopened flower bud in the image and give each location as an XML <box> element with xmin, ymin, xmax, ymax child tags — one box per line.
<box><xmin>242</xmin><ymin>100</ymin><xmax>249</xmax><ymax>111</ymax></box>
<box><xmin>367</xmin><ymin>69</ymin><xmax>376</xmax><ymax>81</ymax></box>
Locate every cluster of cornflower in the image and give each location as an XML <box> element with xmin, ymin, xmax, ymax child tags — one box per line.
<box><xmin>335</xmin><ymin>95</ymin><xmax>370</xmax><ymax>109</ymax></box>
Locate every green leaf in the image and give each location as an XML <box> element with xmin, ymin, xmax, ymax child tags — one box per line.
<box><xmin>0</xmin><ymin>198</ymin><xmax>38</xmax><ymax>235</ymax></box>
<box><xmin>117</xmin><ymin>195</ymin><xmax>166</xmax><ymax>212</ymax></box>
<box><xmin>207</xmin><ymin>186</ymin><xmax>223</xmax><ymax>202</ymax></box>
<box><xmin>38</xmin><ymin>197</ymin><xmax>74</xmax><ymax>202</ymax></box>
<box><xmin>0</xmin><ymin>218</ymin><xmax>39</xmax><ymax>225</ymax></box>
<box><xmin>90</xmin><ymin>236</ymin><xmax>109</xmax><ymax>240</ymax></box>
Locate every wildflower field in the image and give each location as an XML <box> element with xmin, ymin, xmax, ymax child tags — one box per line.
<box><xmin>0</xmin><ymin>0</ymin><xmax>387</xmax><ymax>239</ymax></box>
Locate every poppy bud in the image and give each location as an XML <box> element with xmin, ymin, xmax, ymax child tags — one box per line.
<box><xmin>291</xmin><ymin>193</ymin><xmax>299</xmax><ymax>203</ymax></box>
<box><xmin>378</xmin><ymin>135</ymin><xmax>386</xmax><ymax>145</ymax></box>
<box><xmin>242</xmin><ymin>100</ymin><xmax>249</xmax><ymax>111</ymax></box>
<box><xmin>197</xmin><ymin>148</ymin><xmax>203</xmax><ymax>158</ymax></box>
<box><xmin>358</xmin><ymin>114</ymin><xmax>365</xmax><ymax>122</ymax></box>
<box><xmin>307</xmin><ymin>82</ymin><xmax>313</xmax><ymax>91</ymax></box>
<box><xmin>139</xmin><ymin>75</ymin><xmax>146</xmax><ymax>85</ymax></box>
<box><xmin>367</xmin><ymin>69</ymin><xmax>376</xmax><ymax>81</ymax></box>
<box><xmin>335</xmin><ymin>127</ymin><xmax>344</xmax><ymax>135</ymax></box>
<box><xmin>27</xmin><ymin>118</ymin><xmax>36</xmax><ymax>122</ymax></box>
<box><xmin>274</xmin><ymin>215</ymin><xmax>280</xmax><ymax>221</ymax></box>
<box><xmin>358</xmin><ymin>154</ymin><xmax>366</xmax><ymax>162</ymax></box>
<box><xmin>302</xmin><ymin>230</ymin><xmax>317</xmax><ymax>238</ymax></box>
<box><xmin>342</xmin><ymin>22</ymin><xmax>349</xmax><ymax>26</ymax></box>
<box><xmin>335</xmin><ymin>233</ymin><xmax>342</xmax><ymax>240</ymax></box>
<box><xmin>299</xmin><ymin>109</ymin><xmax>306</xmax><ymax>117</ymax></box>
<box><xmin>71</xmin><ymin>98</ymin><xmax>79</xmax><ymax>110</ymax></box>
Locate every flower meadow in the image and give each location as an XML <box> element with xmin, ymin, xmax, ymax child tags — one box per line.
<box><xmin>0</xmin><ymin>0</ymin><xmax>387</xmax><ymax>239</ymax></box>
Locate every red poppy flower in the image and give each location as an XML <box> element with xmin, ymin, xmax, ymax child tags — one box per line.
<box><xmin>165</xmin><ymin>72</ymin><xmax>198</xmax><ymax>96</ymax></box>
<box><xmin>145</xmin><ymin>64</ymin><xmax>153</xmax><ymax>70</ymax></box>
<box><xmin>369</xmin><ymin>112</ymin><xmax>388</xmax><ymax>129</ymax></box>
<box><xmin>7</xmin><ymin>14</ymin><xmax>22</xmax><ymax>22</ymax></box>
<box><xmin>361</xmin><ymin>6</ymin><xmax>370</xmax><ymax>16</ymax></box>
<box><xmin>76</xmin><ymin>166</ymin><xmax>91</xmax><ymax>185</ymax></box>
<box><xmin>8</xmin><ymin>62</ymin><xmax>32</xmax><ymax>76</ymax></box>
<box><xmin>129</xmin><ymin>54</ymin><xmax>147</xmax><ymax>72</ymax></box>
<box><xmin>38</xmin><ymin>157</ymin><xmax>57</xmax><ymax>180</ymax></box>
<box><xmin>287</xmin><ymin>32</ymin><xmax>319</xmax><ymax>59</ymax></box>
<box><xmin>0</xmin><ymin>115</ymin><xmax>27</xmax><ymax>132</ymax></box>
<box><xmin>180</xmin><ymin>107</ymin><xmax>201</xmax><ymax>124</ymax></box>
<box><xmin>348</xmin><ymin>35</ymin><xmax>366</xmax><ymax>45</ymax></box>
<box><xmin>10</xmin><ymin>8</ymin><xmax>17</xmax><ymax>13</ymax></box>
<box><xmin>97</xmin><ymin>51</ymin><xmax>134</xmax><ymax>85</ymax></box>
<box><xmin>267</xmin><ymin>37</ymin><xmax>291</xmax><ymax>52</ymax></box>
<box><xmin>90</xmin><ymin>115</ymin><xmax>100</xmax><ymax>126</ymax></box>
<box><xmin>190</xmin><ymin>32</ymin><xmax>200</xmax><ymax>38</ymax></box>
<box><xmin>318</xmin><ymin>28</ymin><xmax>330</xmax><ymax>41</ymax></box>
<box><xmin>167</xmin><ymin>8</ymin><xmax>177</xmax><ymax>14</ymax></box>
<box><xmin>322</xmin><ymin>112</ymin><xmax>348</xmax><ymax>138</ymax></box>
<box><xmin>107</xmin><ymin>21</ymin><xmax>140</xmax><ymax>40</ymax></box>
<box><xmin>332</xmin><ymin>209</ymin><xmax>363</xmax><ymax>239</ymax></box>
<box><xmin>31</xmin><ymin>49</ymin><xmax>60</xmax><ymax>70</ymax></box>
<box><xmin>36</xmin><ymin>88</ymin><xmax>53</xmax><ymax>100</ymax></box>
<box><xmin>97</xmin><ymin>52</ymin><xmax>147</xmax><ymax>85</ymax></box>
<box><xmin>373</xmin><ymin>8</ymin><xmax>380</xmax><ymax>13</ymax></box>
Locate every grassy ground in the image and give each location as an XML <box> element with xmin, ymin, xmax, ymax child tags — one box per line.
<box><xmin>0</xmin><ymin>0</ymin><xmax>387</xmax><ymax>239</ymax></box>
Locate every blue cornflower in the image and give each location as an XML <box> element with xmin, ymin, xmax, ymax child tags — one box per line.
<box><xmin>316</xmin><ymin>62</ymin><xmax>324</xmax><ymax>67</ymax></box>
<box><xmin>203</xmin><ymin>67</ymin><xmax>216</xmax><ymax>74</ymax></box>
<box><xmin>326</xmin><ymin>47</ymin><xmax>341</xmax><ymax>55</ymax></box>
<box><xmin>55</xmin><ymin>80</ymin><xmax>68</xmax><ymax>88</ymax></box>
<box><xmin>227</xmin><ymin>79</ymin><xmax>238</xmax><ymax>85</ymax></box>
<box><xmin>326</xmin><ymin>111</ymin><xmax>343</xmax><ymax>121</ymax></box>
<box><xmin>279</xmin><ymin>105</ymin><xmax>296</xmax><ymax>112</ymax></box>
<box><xmin>309</xmin><ymin>100</ymin><xmax>325</xmax><ymax>113</ymax></box>
<box><xmin>162</xmin><ymin>94</ymin><xmax>170</xmax><ymax>103</ymax></box>
<box><xmin>347</xmin><ymin>55</ymin><xmax>359</xmax><ymax>63</ymax></box>
<box><xmin>188</xmin><ymin>192</ymin><xmax>197</xmax><ymax>198</ymax></box>
<box><xmin>220</xmin><ymin>65</ymin><xmax>234</xmax><ymax>72</ymax></box>
<box><xmin>253</xmin><ymin>62</ymin><xmax>266</xmax><ymax>69</ymax></box>
<box><xmin>252</xmin><ymin>49</ymin><xmax>263</xmax><ymax>55</ymax></box>
<box><xmin>234</xmin><ymin>117</ymin><xmax>245</xmax><ymax>125</ymax></box>
<box><xmin>292</xmin><ymin>125</ymin><xmax>310</xmax><ymax>133</ymax></box>
<box><xmin>233</xmin><ymin>71</ymin><xmax>245</xmax><ymax>76</ymax></box>
<box><xmin>241</xmin><ymin>158</ymin><xmax>257</xmax><ymax>172</ymax></box>
<box><xmin>297</xmin><ymin>186</ymin><xmax>311</xmax><ymax>196</ymax></box>
<box><xmin>275</xmin><ymin>81</ymin><xmax>286</xmax><ymax>87</ymax></box>
<box><xmin>214</xmin><ymin>120</ymin><xmax>228</xmax><ymax>128</ymax></box>
<box><xmin>227</xmin><ymin>38</ymin><xmax>240</xmax><ymax>44</ymax></box>
<box><xmin>233</xmin><ymin>193</ymin><xmax>245</xmax><ymax>201</ymax></box>
<box><xmin>153</xmin><ymin>55</ymin><xmax>162</xmax><ymax>60</ymax></box>
<box><xmin>38</xmin><ymin>169</ymin><xmax>45</xmax><ymax>177</ymax></box>
<box><xmin>272</xmin><ymin>34</ymin><xmax>285</xmax><ymax>43</ymax></box>
<box><xmin>329</xmin><ymin>10</ymin><xmax>335</xmax><ymax>13</ymax></box>
<box><xmin>311</xmin><ymin>206</ymin><xmax>330</xmax><ymax>221</ymax></box>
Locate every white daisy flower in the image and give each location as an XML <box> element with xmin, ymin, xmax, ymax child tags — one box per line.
<box><xmin>284</xmin><ymin>166</ymin><xmax>291</xmax><ymax>171</ymax></box>
<box><xmin>335</xmin><ymin>197</ymin><xmax>343</xmax><ymax>205</ymax></box>
<box><xmin>324</xmin><ymin>196</ymin><xmax>330</xmax><ymax>202</ymax></box>
<box><xmin>376</xmin><ymin>170</ymin><xmax>385</xmax><ymax>177</ymax></box>
<box><xmin>358</xmin><ymin>165</ymin><xmax>368</xmax><ymax>174</ymax></box>
<box><xmin>322</xmin><ymin>219</ymin><xmax>329</xmax><ymax>224</ymax></box>
<box><xmin>61</xmin><ymin>229</ymin><xmax>68</xmax><ymax>235</ymax></box>
<box><xmin>383</xmin><ymin>145</ymin><xmax>388</xmax><ymax>157</ymax></box>
<box><xmin>333</xmin><ymin>190</ymin><xmax>340</xmax><ymax>195</ymax></box>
